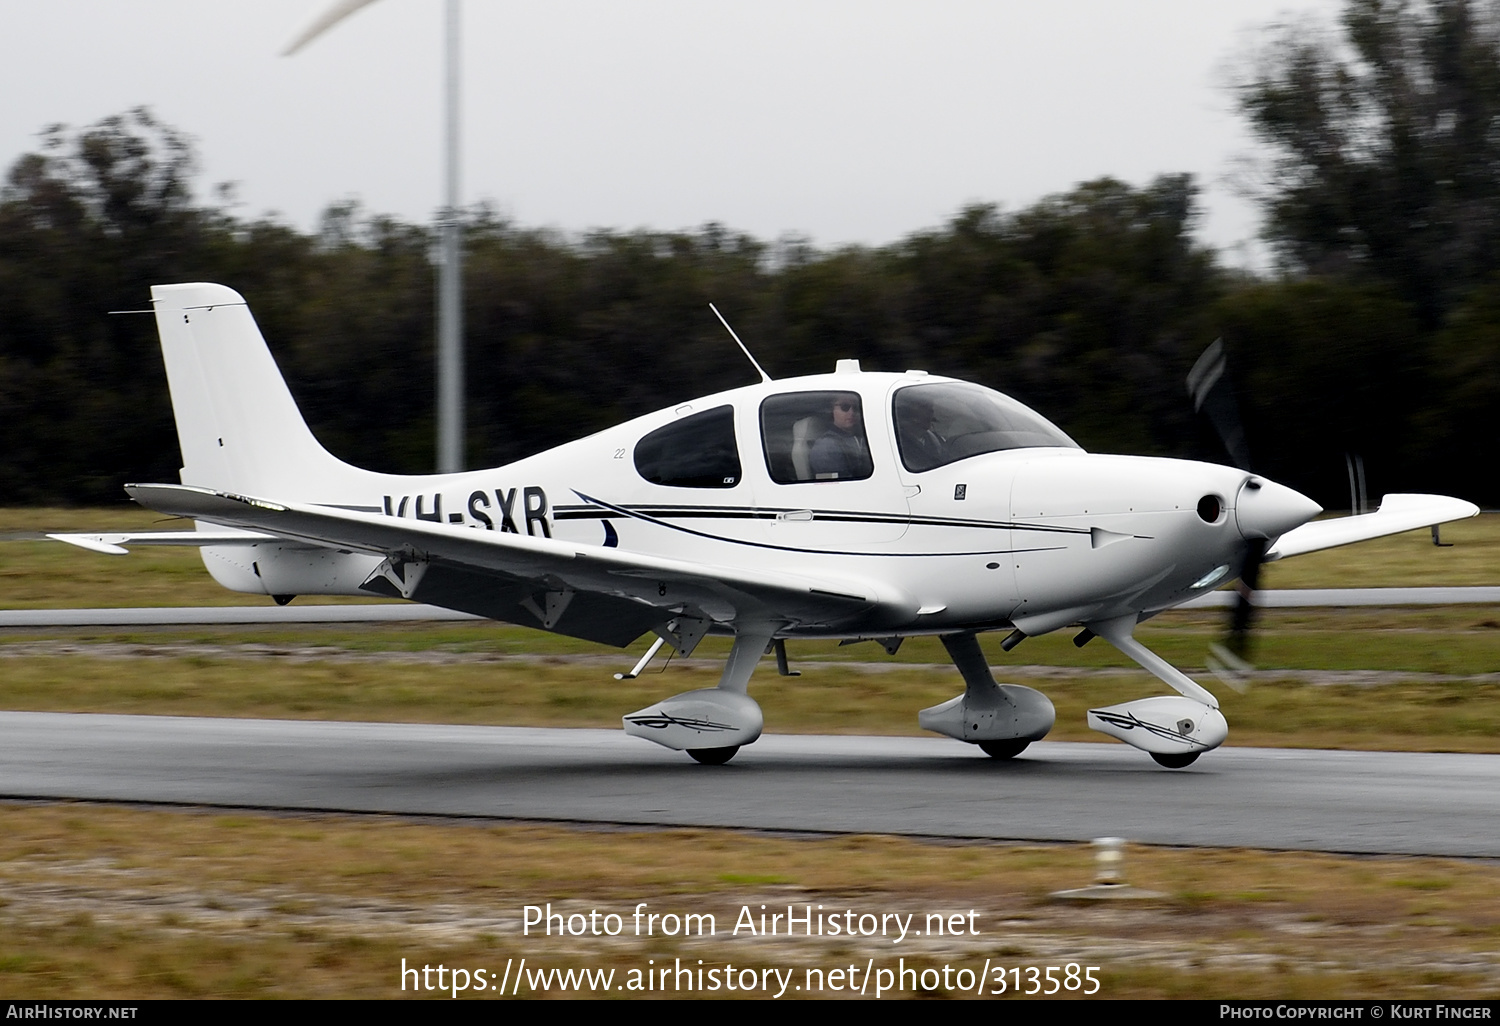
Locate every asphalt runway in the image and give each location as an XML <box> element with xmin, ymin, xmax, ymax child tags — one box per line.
<box><xmin>1</xmin><ymin>711</ymin><xmax>1495</xmax><ymax>857</ymax></box>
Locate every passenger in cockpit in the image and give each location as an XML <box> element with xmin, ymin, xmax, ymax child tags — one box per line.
<box><xmin>809</xmin><ymin>393</ymin><xmax>873</xmax><ymax>480</ymax></box>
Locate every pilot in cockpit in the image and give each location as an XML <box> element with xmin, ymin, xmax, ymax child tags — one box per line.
<box><xmin>896</xmin><ymin>394</ymin><xmax>945</xmax><ymax>471</ymax></box>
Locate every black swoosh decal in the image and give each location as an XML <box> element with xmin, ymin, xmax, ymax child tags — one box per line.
<box><xmin>572</xmin><ymin>491</ymin><xmax>1065</xmax><ymax>559</ymax></box>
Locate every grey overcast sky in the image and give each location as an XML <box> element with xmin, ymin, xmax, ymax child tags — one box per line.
<box><xmin>0</xmin><ymin>1</ymin><xmax>1344</xmax><ymax>265</ymax></box>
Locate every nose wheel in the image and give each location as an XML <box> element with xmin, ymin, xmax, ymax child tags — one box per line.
<box><xmin>978</xmin><ymin>740</ymin><xmax>1030</xmax><ymax>760</ymax></box>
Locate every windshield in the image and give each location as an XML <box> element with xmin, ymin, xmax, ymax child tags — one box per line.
<box><xmin>893</xmin><ymin>381</ymin><xmax>1079</xmax><ymax>472</ymax></box>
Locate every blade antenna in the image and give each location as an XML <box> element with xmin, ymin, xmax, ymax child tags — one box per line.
<box><xmin>709</xmin><ymin>303</ymin><xmax>772</xmax><ymax>384</ymax></box>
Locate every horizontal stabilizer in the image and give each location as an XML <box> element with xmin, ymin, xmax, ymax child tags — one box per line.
<box><xmin>48</xmin><ymin>530</ymin><xmax>276</xmax><ymax>555</ymax></box>
<box><xmin>1266</xmin><ymin>494</ymin><xmax>1479</xmax><ymax>561</ymax></box>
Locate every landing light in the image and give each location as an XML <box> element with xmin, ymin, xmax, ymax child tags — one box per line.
<box><xmin>1190</xmin><ymin>564</ymin><xmax>1230</xmax><ymax>590</ymax></box>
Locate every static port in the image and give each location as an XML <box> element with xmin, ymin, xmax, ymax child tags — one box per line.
<box><xmin>1197</xmin><ymin>494</ymin><xmax>1222</xmax><ymax>523</ymax></box>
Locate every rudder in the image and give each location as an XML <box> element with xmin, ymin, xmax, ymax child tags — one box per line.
<box><xmin>150</xmin><ymin>282</ymin><xmax>370</xmax><ymax>498</ymax></box>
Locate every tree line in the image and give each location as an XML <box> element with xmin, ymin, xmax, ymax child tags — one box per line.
<box><xmin>2</xmin><ymin>0</ymin><xmax>1498</xmax><ymax>509</ymax></box>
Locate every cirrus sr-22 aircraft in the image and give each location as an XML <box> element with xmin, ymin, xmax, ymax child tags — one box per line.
<box><xmin>52</xmin><ymin>283</ymin><xmax>1479</xmax><ymax>768</ymax></box>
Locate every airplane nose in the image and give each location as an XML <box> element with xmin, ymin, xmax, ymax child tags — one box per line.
<box><xmin>1235</xmin><ymin>478</ymin><xmax>1322</xmax><ymax>541</ymax></box>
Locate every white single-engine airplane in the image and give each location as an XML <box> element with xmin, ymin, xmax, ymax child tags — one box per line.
<box><xmin>54</xmin><ymin>283</ymin><xmax>1479</xmax><ymax>768</ymax></box>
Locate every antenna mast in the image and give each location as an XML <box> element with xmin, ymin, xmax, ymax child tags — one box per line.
<box><xmin>709</xmin><ymin>304</ymin><xmax>772</xmax><ymax>384</ymax></box>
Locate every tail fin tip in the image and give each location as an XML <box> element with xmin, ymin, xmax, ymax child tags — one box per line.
<box><xmin>150</xmin><ymin>282</ymin><xmax>248</xmax><ymax>309</ymax></box>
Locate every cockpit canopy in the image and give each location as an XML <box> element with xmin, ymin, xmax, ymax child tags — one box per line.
<box><xmin>630</xmin><ymin>376</ymin><xmax>1080</xmax><ymax>489</ymax></box>
<box><xmin>892</xmin><ymin>381</ymin><xmax>1078</xmax><ymax>473</ymax></box>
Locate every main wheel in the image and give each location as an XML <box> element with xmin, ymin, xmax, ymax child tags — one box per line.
<box><xmin>1151</xmin><ymin>751</ymin><xmax>1200</xmax><ymax>769</ymax></box>
<box><xmin>978</xmin><ymin>739</ymin><xmax>1030</xmax><ymax>760</ymax></box>
<box><xmin>687</xmin><ymin>746</ymin><xmax>740</xmax><ymax>766</ymax></box>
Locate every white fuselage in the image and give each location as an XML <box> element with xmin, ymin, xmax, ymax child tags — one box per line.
<box><xmin>208</xmin><ymin>367</ymin><xmax>1314</xmax><ymax>641</ymax></box>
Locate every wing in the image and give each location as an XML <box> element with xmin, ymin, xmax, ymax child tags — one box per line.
<box><xmin>1265</xmin><ymin>493</ymin><xmax>1479</xmax><ymax>561</ymax></box>
<box><xmin>123</xmin><ymin>483</ymin><xmax>917</xmax><ymax>647</ymax></box>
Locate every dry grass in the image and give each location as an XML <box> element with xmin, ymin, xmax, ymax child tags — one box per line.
<box><xmin>1</xmin><ymin>803</ymin><xmax>1498</xmax><ymax>999</ymax></box>
<box><xmin>1</xmin><ymin>647</ymin><xmax>1500</xmax><ymax>753</ymax></box>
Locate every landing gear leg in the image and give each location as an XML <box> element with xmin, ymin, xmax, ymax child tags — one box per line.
<box><xmin>623</xmin><ymin>625</ymin><xmax>769</xmax><ymax>761</ymax></box>
<box><xmin>916</xmin><ymin>632</ymin><xmax>1055</xmax><ymax>757</ymax></box>
<box><xmin>1084</xmin><ymin>614</ymin><xmax>1227</xmax><ymax>767</ymax></box>
<box><xmin>682</xmin><ymin>630</ymin><xmax>771</xmax><ymax>765</ymax></box>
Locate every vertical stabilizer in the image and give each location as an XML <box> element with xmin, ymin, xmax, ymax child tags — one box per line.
<box><xmin>150</xmin><ymin>283</ymin><xmax>370</xmax><ymax>498</ymax></box>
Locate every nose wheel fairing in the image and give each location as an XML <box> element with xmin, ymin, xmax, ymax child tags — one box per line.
<box><xmin>1082</xmin><ymin>613</ymin><xmax>1228</xmax><ymax>762</ymax></box>
<box><xmin>1087</xmin><ymin>695</ymin><xmax>1228</xmax><ymax>757</ymax></box>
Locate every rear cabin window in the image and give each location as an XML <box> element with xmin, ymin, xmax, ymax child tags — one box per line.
<box><xmin>633</xmin><ymin>405</ymin><xmax>742</xmax><ymax>488</ymax></box>
<box><xmin>760</xmin><ymin>391</ymin><xmax>874</xmax><ymax>484</ymax></box>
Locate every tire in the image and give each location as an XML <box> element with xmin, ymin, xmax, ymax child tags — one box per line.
<box><xmin>1151</xmin><ymin>751</ymin><xmax>1201</xmax><ymax>769</ymax></box>
<box><xmin>978</xmin><ymin>739</ymin><xmax>1030</xmax><ymax>760</ymax></box>
<box><xmin>687</xmin><ymin>746</ymin><xmax>740</xmax><ymax>766</ymax></box>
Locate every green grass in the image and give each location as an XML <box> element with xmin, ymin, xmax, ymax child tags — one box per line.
<box><xmin>0</xmin><ymin>537</ymin><xmax>392</xmax><ymax>609</ymax></box>
<box><xmin>1261</xmin><ymin>512</ymin><xmax>1500</xmax><ymax>588</ymax></box>
<box><xmin>8</xmin><ymin>602</ymin><xmax>1500</xmax><ymax>670</ymax></box>
<box><xmin>3</xmin><ymin>509</ymin><xmax>1497</xmax><ymax>610</ymax></box>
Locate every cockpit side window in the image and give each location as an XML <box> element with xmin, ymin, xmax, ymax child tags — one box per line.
<box><xmin>893</xmin><ymin>382</ymin><xmax>1079</xmax><ymax>472</ymax></box>
<box><xmin>633</xmin><ymin>405</ymin><xmax>742</xmax><ymax>488</ymax></box>
<box><xmin>760</xmin><ymin>391</ymin><xmax>874</xmax><ymax>484</ymax></box>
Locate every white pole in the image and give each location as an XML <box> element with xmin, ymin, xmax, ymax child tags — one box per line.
<box><xmin>284</xmin><ymin>0</ymin><xmax>465</xmax><ymax>474</ymax></box>
<box><xmin>437</xmin><ymin>0</ymin><xmax>465</xmax><ymax>473</ymax></box>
